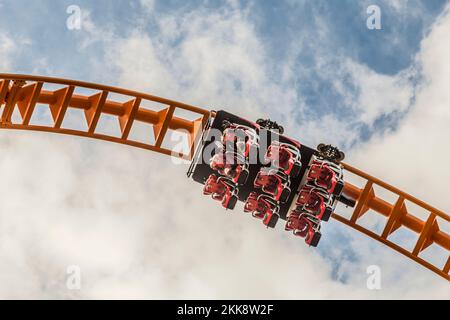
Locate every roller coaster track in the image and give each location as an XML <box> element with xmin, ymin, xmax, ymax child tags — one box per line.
<box><xmin>0</xmin><ymin>74</ymin><xmax>448</xmax><ymax>281</ymax></box>
<box><xmin>0</xmin><ymin>74</ymin><xmax>210</xmax><ymax>159</ymax></box>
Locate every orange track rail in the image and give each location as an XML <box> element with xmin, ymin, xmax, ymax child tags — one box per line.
<box><xmin>338</xmin><ymin>164</ymin><xmax>450</xmax><ymax>280</ymax></box>
<box><xmin>1</xmin><ymin>74</ymin><xmax>448</xmax><ymax>281</ymax></box>
<box><xmin>0</xmin><ymin>74</ymin><xmax>210</xmax><ymax>159</ymax></box>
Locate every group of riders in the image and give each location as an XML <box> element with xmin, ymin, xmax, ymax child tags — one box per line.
<box><xmin>203</xmin><ymin>120</ymin><xmax>345</xmax><ymax>247</ymax></box>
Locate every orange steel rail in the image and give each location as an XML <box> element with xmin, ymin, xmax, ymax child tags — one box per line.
<box><xmin>1</xmin><ymin>74</ymin><xmax>448</xmax><ymax>281</ymax></box>
<box><xmin>338</xmin><ymin>164</ymin><xmax>450</xmax><ymax>280</ymax></box>
<box><xmin>0</xmin><ymin>74</ymin><xmax>210</xmax><ymax>159</ymax></box>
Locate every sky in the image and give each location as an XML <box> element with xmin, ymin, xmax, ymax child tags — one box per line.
<box><xmin>0</xmin><ymin>0</ymin><xmax>449</xmax><ymax>299</ymax></box>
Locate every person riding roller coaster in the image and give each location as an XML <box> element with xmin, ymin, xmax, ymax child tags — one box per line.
<box><xmin>210</xmin><ymin>151</ymin><xmax>249</xmax><ymax>185</ymax></box>
<box><xmin>316</xmin><ymin>143</ymin><xmax>345</xmax><ymax>163</ymax></box>
<box><xmin>296</xmin><ymin>185</ymin><xmax>334</xmax><ymax>222</ymax></box>
<box><xmin>244</xmin><ymin>192</ymin><xmax>280</xmax><ymax>228</ymax></box>
<box><xmin>285</xmin><ymin>210</ymin><xmax>322</xmax><ymax>247</ymax></box>
<box><xmin>254</xmin><ymin>168</ymin><xmax>291</xmax><ymax>203</ymax></box>
<box><xmin>264</xmin><ymin>140</ymin><xmax>302</xmax><ymax>178</ymax></box>
<box><xmin>307</xmin><ymin>158</ymin><xmax>344</xmax><ymax>196</ymax></box>
<box><xmin>203</xmin><ymin>174</ymin><xmax>238</xmax><ymax>210</ymax></box>
<box><xmin>256</xmin><ymin>118</ymin><xmax>284</xmax><ymax>134</ymax></box>
<box><xmin>221</xmin><ymin>121</ymin><xmax>258</xmax><ymax>158</ymax></box>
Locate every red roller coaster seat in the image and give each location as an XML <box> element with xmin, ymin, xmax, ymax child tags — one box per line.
<box><xmin>307</xmin><ymin>159</ymin><xmax>343</xmax><ymax>195</ymax></box>
<box><xmin>296</xmin><ymin>186</ymin><xmax>333</xmax><ymax>221</ymax></box>
<box><xmin>285</xmin><ymin>210</ymin><xmax>321</xmax><ymax>247</ymax></box>
<box><xmin>203</xmin><ymin>174</ymin><xmax>238</xmax><ymax>210</ymax></box>
<box><xmin>210</xmin><ymin>151</ymin><xmax>249</xmax><ymax>185</ymax></box>
<box><xmin>244</xmin><ymin>192</ymin><xmax>279</xmax><ymax>228</ymax></box>
<box><xmin>265</xmin><ymin>141</ymin><xmax>301</xmax><ymax>178</ymax></box>
<box><xmin>254</xmin><ymin>169</ymin><xmax>291</xmax><ymax>203</ymax></box>
<box><xmin>222</xmin><ymin>124</ymin><xmax>258</xmax><ymax>158</ymax></box>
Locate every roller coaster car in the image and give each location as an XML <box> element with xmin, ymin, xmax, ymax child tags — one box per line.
<box><xmin>306</xmin><ymin>158</ymin><xmax>344</xmax><ymax>196</ymax></box>
<box><xmin>210</xmin><ymin>151</ymin><xmax>249</xmax><ymax>185</ymax></box>
<box><xmin>254</xmin><ymin>169</ymin><xmax>291</xmax><ymax>203</ymax></box>
<box><xmin>264</xmin><ymin>141</ymin><xmax>302</xmax><ymax>178</ymax></box>
<box><xmin>296</xmin><ymin>186</ymin><xmax>334</xmax><ymax>222</ymax></box>
<box><xmin>285</xmin><ymin>211</ymin><xmax>322</xmax><ymax>247</ymax></box>
<box><xmin>244</xmin><ymin>192</ymin><xmax>280</xmax><ymax>228</ymax></box>
<box><xmin>221</xmin><ymin>122</ymin><xmax>258</xmax><ymax>158</ymax></box>
<box><xmin>203</xmin><ymin>174</ymin><xmax>239</xmax><ymax>210</ymax></box>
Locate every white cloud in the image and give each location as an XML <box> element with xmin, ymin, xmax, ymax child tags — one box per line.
<box><xmin>140</xmin><ymin>0</ymin><xmax>155</xmax><ymax>12</ymax></box>
<box><xmin>341</xmin><ymin>59</ymin><xmax>415</xmax><ymax>125</ymax></box>
<box><xmin>350</xmin><ymin>5</ymin><xmax>450</xmax><ymax>211</ymax></box>
<box><xmin>104</xmin><ymin>5</ymin><xmax>297</xmax><ymax>124</ymax></box>
<box><xmin>289</xmin><ymin>56</ymin><xmax>416</xmax><ymax>148</ymax></box>
<box><xmin>0</xmin><ymin>33</ymin><xmax>16</xmax><ymax>70</ymax></box>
